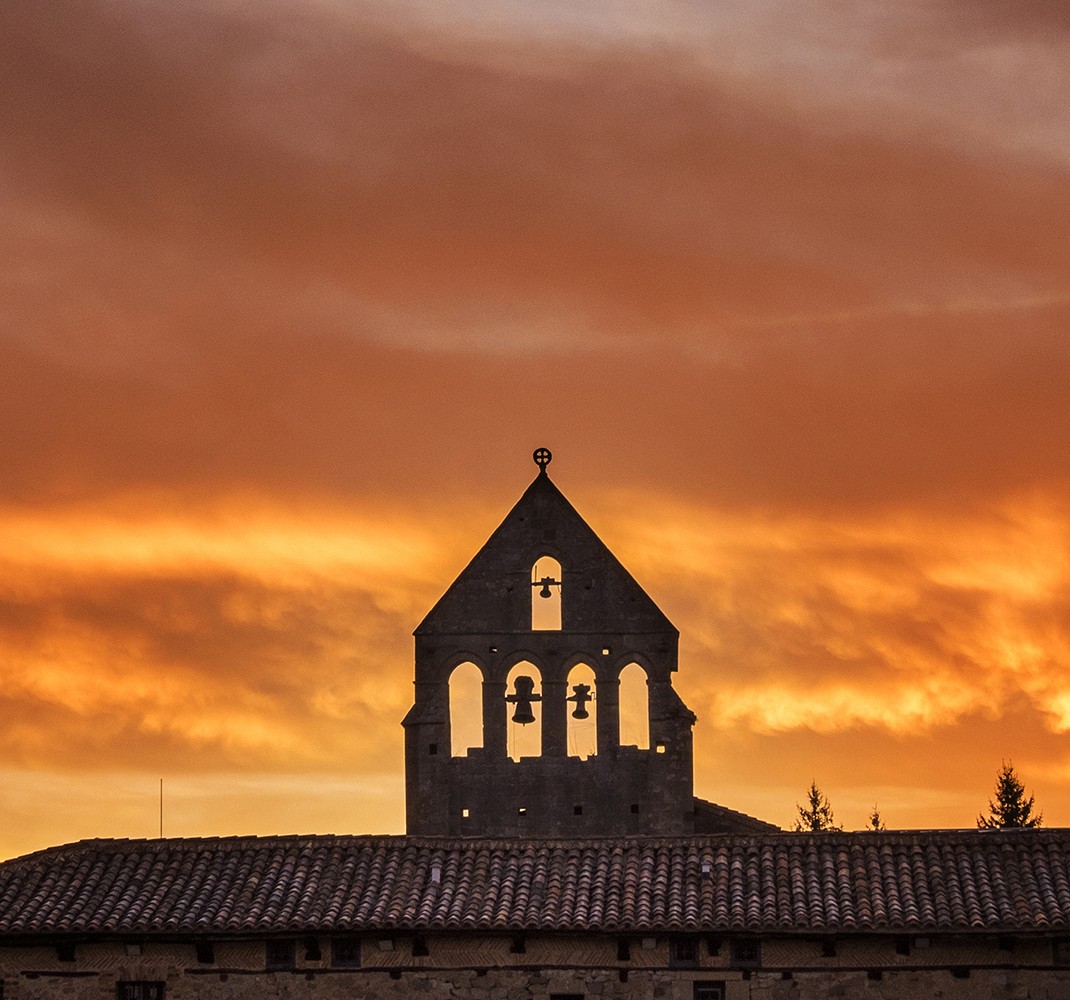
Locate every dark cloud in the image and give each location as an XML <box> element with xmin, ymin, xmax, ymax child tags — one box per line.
<box><xmin>3</xmin><ymin>0</ymin><xmax>1067</xmax><ymax>342</ymax></box>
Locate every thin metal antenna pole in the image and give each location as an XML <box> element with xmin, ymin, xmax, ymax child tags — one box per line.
<box><xmin>159</xmin><ymin>778</ymin><xmax>163</xmax><ymax>838</ymax></box>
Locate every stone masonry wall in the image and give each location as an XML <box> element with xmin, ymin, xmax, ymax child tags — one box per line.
<box><xmin>5</xmin><ymin>965</ymin><xmax>1070</xmax><ymax>1000</ymax></box>
<box><xmin>3</xmin><ymin>933</ymin><xmax>1069</xmax><ymax>1000</ymax></box>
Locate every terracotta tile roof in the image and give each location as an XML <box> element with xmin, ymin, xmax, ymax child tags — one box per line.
<box><xmin>2</xmin><ymin>831</ymin><xmax>1069</xmax><ymax>938</ymax></box>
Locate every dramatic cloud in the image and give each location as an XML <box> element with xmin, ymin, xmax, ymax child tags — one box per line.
<box><xmin>0</xmin><ymin>0</ymin><xmax>1067</xmax><ymax>856</ymax></box>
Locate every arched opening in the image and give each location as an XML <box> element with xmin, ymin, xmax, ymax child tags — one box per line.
<box><xmin>505</xmin><ymin>662</ymin><xmax>542</xmax><ymax>760</ymax></box>
<box><xmin>618</xmin><ymin>662</ymin><xmax>649</xmax><ymax>749</ymax></box>
<box><xmin>449</xmin><ymin>662</ymin><xmax>483</xmax><ymax>757</ymax></box>
<box><xmin>531</xmin><ymin>556</ymin><xmax>562</xmax><ymax>631</ymax></box>
<box><xmin>566</xmin><ymin>663</ymin><xmax>597</xmax><ymax>759</ymax></box>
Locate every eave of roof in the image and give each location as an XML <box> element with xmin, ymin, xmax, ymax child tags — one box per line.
<box><xmin>2</xmin><ymin>831</ymin><xmax>1069</xmax><ymax>939</ymax></box>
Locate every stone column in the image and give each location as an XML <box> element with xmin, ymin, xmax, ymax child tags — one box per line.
<box><xmin>483</xmin><ymin>680</ymin><xmax>507</xmax><ymax>757</ymax></box>
<box><xmin>596</xmin><ymin>676</ymin><xmax>620</xmax><ymax>755</ymax></box>
<box><xmin>541</xmin><ymin>677</ymin><xmax>567</xmax><ymax>757</ymax></box>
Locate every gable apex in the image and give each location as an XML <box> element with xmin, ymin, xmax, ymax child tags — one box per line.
<box><xmin>416</xmin><ymin>454</ymin><xmax>675</xmax><ymax>635</ymax></box>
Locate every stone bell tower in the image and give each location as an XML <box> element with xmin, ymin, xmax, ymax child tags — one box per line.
<box><xmin>403</xmin><ymin>448</ymin><xmax>705</xmax><ymax>838</ymax></box>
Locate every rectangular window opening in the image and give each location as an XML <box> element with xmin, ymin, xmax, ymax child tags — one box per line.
<box><xmin>331</xmin><ymin>936</ymin><xmax>361</xmax><ymax>968</ymax></box>
<box><xmin>693</xmin><ymin>983</ymin><xmax>726</xmax><ymax>1000</ymax></box>
<box><xmin>1055</xmin><ymin>937</ymin><xmax>1070</xmax><ymax>965</ymax></box>
<box><xmin>655</xmin><ymin>741</ymin><xmax>667</xmax><ymax>754</ymax></box>
<box><xmin>573</xmin><ymin>804</ymin><xmax>583</xmax><ymax>815</ymax></box>
<box><xmin>617</xmin><ymin>937</ymin><xmax>631</xmax><ymax>961</ymax></box>
<box><xmin>731</xmin><ymin>938</ymin><xmax>761</xmax><ymax>968</ymax></box>
<box><xmin>461</xmin><ymin>807</ymin><xmax>471</xmax><ymax>819</ymax></box>
<box><xmin>630</xmin><ymin>803</ymin><xmax>640</xmax><ymax>814</ymax></box>
<box><xmin>265</xmin><ymin>939</ymin><xmax>296</xmax><ymax>971</ymax></box>
<box><xmin>412</xmin><ymin>936</ymin><xmax>430</xmax><ymax>957</ymax></box>
<box><xmin>669</xmin><ymin>936</ymin><xmax>699</xmax><ymax>968</ymax></box>
<box><xmin>117</xmin><ymin>984</ymin><xmax>165</xmax><ymax>1000</ymax></box>
<box><xmin>517</xmin><ymin>806</ymin><xmax>527</xmax><ymax>816</ymax></box>
<box><xmin>195</xmin><ymin>941</ymin><xmax>215</xmax><ymax>964</ymax></box>
<box><xmin>429</xmin><ymin>743</ymin><xmax>438</xmax><ymax>755</ymax></box>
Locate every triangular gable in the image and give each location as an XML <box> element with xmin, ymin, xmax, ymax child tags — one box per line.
<box><xmin>417</xmin><ymin>468</ymin><xmax>675</xmax><ymax>635</ymax></box>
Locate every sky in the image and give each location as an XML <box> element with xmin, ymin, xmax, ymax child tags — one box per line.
<box><xmin>1</xmin><ymin>0</ymin><xmax>1069</xmax><ymax>860</ymax></box>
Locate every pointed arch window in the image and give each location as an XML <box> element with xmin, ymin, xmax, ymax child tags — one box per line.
<box><xmin>449</xmin><ymin>662</ymin><xmax>483</xmax><ymax>757</ymax></box>
<box><xmin>506</xmin><ymin>662</ymin><xmax>542</xmax><ymax>760</ymax></box>
<box><xmin>531</xmin><ymin>557</ymin><xmax>562</xmax><ymax>630</ymax></box>
<box><xmin>618</xmin><ymin>662</ymin><xmax>649</xmax><ymax>749</ymax></box>
<box><xmin>566</xmin><ymin>663</ymin><xmax>597</xmax><ymax>759</ymax></box>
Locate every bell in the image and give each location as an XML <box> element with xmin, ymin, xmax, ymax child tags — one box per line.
<box><xmin>506</xmin><ymin>674</ymin><xmax>541</xmax><ymax>726</ymax></box>
<box><xmin>511</xmin><ymin>705</ymin><xmax>536</xmax><ymax>726</ymax></box>
<box><xmin>571</xmin><ymin>705</ymin><xmax>589</xmax><ymax>721</ymax></box>
<box><xmin>539</xmin><ymin>582</ymin><xmax>553</xmax><ymax>599</ymax></box>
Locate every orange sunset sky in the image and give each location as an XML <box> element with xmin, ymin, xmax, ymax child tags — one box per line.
<box><xmin>2</xmin><ymin>0</ymin><xmax>1070</xmax><ymax>860</ymax></box>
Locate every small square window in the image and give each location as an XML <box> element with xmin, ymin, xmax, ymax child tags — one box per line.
<box><xmin>602</xmin><ymin>647</ymin><xmax>611</xmax><ymax>656</ymax></box>
<box><xmin>265</xmin><ymin>939</ymin><xmax>296</xmax><ymax>970</ymax></box>
<box><xmin>461</xmin><ymin>807</ymin><xmax>470</xmax><ymax>819</ymax></box>
<box><xmin>655</xmin><ymin>741</ymin><xmax>667</xmax><ymax>754</ymax></box>
<box><xmin>630</xmin><ymin>803</ymin><xmax>640</xmax><ymax>814</ymax></box>
<box><xmin>573</xmin><ymin>804</ymin><xmax>583</xmax><ymax>815</ymax></box>
<box><xmin>670</xmin><ymin>936</ymin><xmax>698</xmax><ymax>967</ymax></box>
<box><xmin>56</xmin><ymin>943</ymin><xmax>76</xmax><ymax>963</ymax></box>
<box><xmin>195</xmin><ymin>942</ymin><xmax>214</xmax><ymax>964</ymax></box>
<box><xmin>518</xmin><ymin>806</ymin><xmax>527</xmax><ymax>816</ymax></box>
<box><xmin>731</xmin><ymin>938</ymin><xmax>761</xmax><ymax>968</ymax></box>
<box><xmin>331</xmin><ymin>936</ymin><xmax>361</xmax><ymax>968</ymax></box>
<box><xmin>303</xmin><ymin>937</ymin><xmax>321</xmax><ymax>961</ymax></box>
<box><xmin>693</xmin><ymin>983</ymin><xmax>725</xmax><ymax>1000</ymax></box>
<box><xmin>412</xmin><ymin>937</ymin><xmax>430</xmax><ymax>957</ymax></box>
<box><xmin>429</xmin><ymin>743</ymin><xmax>438</xmax><ymax>755</ymax></box>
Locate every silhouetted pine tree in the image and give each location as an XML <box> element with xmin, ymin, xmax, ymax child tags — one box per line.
<box><xmin>793</xmin><ymin>780</ymin><xmax>841</xmax><ymax>832</ymax></box>
<box><xmin>977</xmin><ymin>761</ymin><xmax>1042</xmax><ymax>829</ymax></box>
<box><xmin>867</xmin><ymin>805</ymin><xmax>885</xmax><ymax>831</ymax></box>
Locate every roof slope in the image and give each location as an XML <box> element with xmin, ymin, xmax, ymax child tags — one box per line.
<box><xmin>417</xmin><ymin>469</ymin><xmax>675</xmax><ymax>635</ymax></box>
<box><xmin>2</xmin><ymin>831</ymin><xmax>1069</xmax><ymax>937</ymax></box>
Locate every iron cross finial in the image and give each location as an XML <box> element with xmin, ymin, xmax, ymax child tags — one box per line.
<box><xmin>533</xmin><ymin>448</ymin><xmax>552</xmax><ymax>473</ymax></box>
